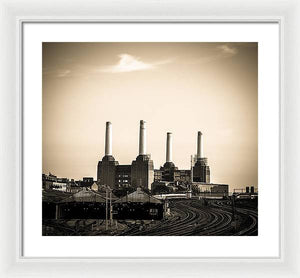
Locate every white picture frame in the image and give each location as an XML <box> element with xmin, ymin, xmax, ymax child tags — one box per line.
<box><xmin>0</xmin><ymin>0</ymin><xmax>299</xmax><ymax>277</ymax></box>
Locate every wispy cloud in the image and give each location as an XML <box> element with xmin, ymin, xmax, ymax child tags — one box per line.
<box><xmin>99</xmin><ymin>54</ymin><xmax>171</xmax><ymax>73</ymax></box>
<box><xmin>217</xmin><ymin>44</ymin><xmax>238</xmax><ymax>56</ymax></box>
<box><xmin>43</xmin><ymin>68</ymin><xmax>72</xmax><ymax>78</ymax></box>
<box><xmin>193</xmin><ymin>44</ymin><xmax>238</xmax><ymax>65</ymax></box>
<box><xmin>56</xmin><ymin>69</ymin><xmax>71</xmax><ymax>78</ymax></box>
<box><xmin>43</xmin><ymin>54</ymin><xmax>172</xmax><ymax>78</ymax></box>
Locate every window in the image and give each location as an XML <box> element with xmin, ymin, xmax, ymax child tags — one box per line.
<box><xmin>149</xmin><ymin>208</ymin><xmax>158</xmax><ymax>216</ymax></box>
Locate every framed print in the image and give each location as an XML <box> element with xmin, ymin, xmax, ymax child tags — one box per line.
<box><xmin>0</xmin><ymin>0</ymin><xmax>300</xmax><ymax>277</ymax></box>
<box><xmin>21</xmin><ymin>21</ymin><xmax>279</xmax><ymax>258</ymax></box>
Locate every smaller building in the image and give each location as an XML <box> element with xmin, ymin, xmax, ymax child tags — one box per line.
<box><xmin>81</xmin><ymin>177</ymin><xmax>94</xmax><ymax>187</ymax></box>
<box><xmin>151</xmin><ymin>181</ymin><xmax>180</xmax><ymax>194</ymax></box>
<box><xmin>42</xmin><ymin>189</ymin><xmax>72</xmax><ymax>219</ymax></box>
<box><xmin>58</xmin><ymin>188</ymin><xmax>107</xmax><ymax>219</ymax></box>
<box><xmin>192</xmin><ymin>183</ymin><xmax>229</xmax><ymax>198</ymax></box>
<box><xmin>115</xmin><ymin>165</ymin><xmax>131</xmax><ymax>188</ymax></box>
<box><xmin>114</xmin><ymin>188</ymin><xmax>164</xmax><ymax>220</ymax></box>
<box><xmin>42</xmin><ymin>173</ymin><xmax>70</xmax><ymax>192</ymax></box>
<box><xmin>42</xmin><ymin>173</ymin><xmax>57</xmax><ymax>190</ymax></box>
<box><xmin>177</xmin><ymin>170</ymin><xmax>191</xmax><ymax>183</ymax></box>
<box><xmin>154</xmin><ymin>169</ymin><xmax>163</xmax><ymax>182</ymax></box>
<box><xmin>154</xmin><ymin>168</ymin><xmax>191</xmax><ymax>183</ymax></box>
<box><xmin>91</xmin><ymin>182</ymin><xmax>99</xmax><ymax>191</ymax></box>
<box><xmin>69</xmin><ymin>179</ymin><xmax>82</xmax><ymax>193</ymax></box>
<box><xmin>52</xmin><ymin>181</ymin><xmax>68</xmax><ymax>192</ymax></box>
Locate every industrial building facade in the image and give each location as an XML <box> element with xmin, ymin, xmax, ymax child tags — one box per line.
<box><xmin>97</xmin><ymin>121</ymin><xmax>213</xmax><ymax>190</ymax></box>
<box><xmin>97</xmin><ymin>121</ymin><xmax>154</xmax><ymax>190</ymax></box>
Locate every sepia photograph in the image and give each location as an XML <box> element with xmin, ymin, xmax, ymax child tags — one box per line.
<box><xmin>42</xmin><ymin>42</ymin><xmax>258</xmax><ymax>236</ymax></box>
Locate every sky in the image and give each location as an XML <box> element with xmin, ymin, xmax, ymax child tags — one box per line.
<box><xmin>42</xmin><ymin>42</ymin><xmax>258</xmax><ymax>191</ymax></box>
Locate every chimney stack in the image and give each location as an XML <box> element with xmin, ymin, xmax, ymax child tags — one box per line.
<box><xmin>139</xmin><ymin>120</ymin><xmax>146</xmax><ymax>155</ymax></box>
<box><xmin>197</xmin><ymin>131</ymin><xmax>203</xmax><ymax>159</ymax></box>
<box><xmin>105</xmin><ymin>122</ymin><xmax>112</xmax><ymax>156</ymax></box>
<box><xmin>166</xmin><ymin>132</ymin><xmax>172</xmax><ymax>162</ymax></box>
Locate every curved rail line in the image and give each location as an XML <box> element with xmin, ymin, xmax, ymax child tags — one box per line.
<box><xmin>210</xmin><ymin>200</ymin><xmax>258</xmax><ymax>236</ymax></box>
<box><xmin>43</xmin><ymin>199</ymin><xmax>258</xmax><ymax>236</ymax></box>
<box><xmin>125</xmin><ymin>199</ymin><xmax>257</xmax><ymax>236</ymax></box>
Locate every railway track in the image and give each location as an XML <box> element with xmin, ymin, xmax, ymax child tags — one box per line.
<box><xmin>125</xmin><ymin>199</ymin><xmax>257</xmax><ymax>236</ymax></box>
<box><xmin>233</xmin><ymin>208</ymin><xmax>258</xmax><ymax>236</ymax></box>
<box><xmin>210</xmin><ymin>200</ymin><xmax>258</xmax><ymax>236</ymax></box>
<box><xmin>43</xmin><ymin>199</ymin><xmax>258</xmax><ymax>236</ymax></box>
<box><xmin>43</xmin><ymin>219</ymin><xmax>98</xmax><ymax>236</ymax></box>
<box><xmin>43</xmin><ymin>219</ymin><xmax>77</xmax><ymax>235</ymax></box>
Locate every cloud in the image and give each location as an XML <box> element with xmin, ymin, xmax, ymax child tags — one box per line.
<box><xmin>99</xmin><ymin>54</ymin><xmax>171</xmax><ymax>73</ymax></box>
<box><xmin>217</xmin><ymin>44</ymin><xmax>238</xmax><ymax>56</ymax></box>
<box><xmin>43</xmin><ymin>68</ymin><xmax>71</xmax><ymax>78</ymax></box>
<box><xmin>56</xmin><ymin>69</ymin><xmax>71</xmax><ymax>78</ymax></box>
<box><xmin>193</xmin><ymin>44</ymin><xmax>238</xmax><ymax>65</ymax></box>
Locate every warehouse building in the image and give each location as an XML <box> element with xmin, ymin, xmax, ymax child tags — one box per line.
<box><xmin>58</xmin><ymin>188</ymin><xmax>107</xmax><ymax>219</ymax></box>
<box><xmin>192</xmin><ymin>183</ymin><xmax>229</xmax><ymax>198</ymax></box>
<box><xmin>42</xmin><ymin>189</ymin><xmax>72</xmax><ymax>219</ymax></box>
<box><xmin>114</xmin><ymin>187</ymin><xmax>164</xmax><ymax>220</ymax></box>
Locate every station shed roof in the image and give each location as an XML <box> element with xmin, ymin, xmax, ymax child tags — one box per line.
<box><xmin>95</xmin><ymin>187</ymin><xmax>118</xmax><ymax>200</ymax></box>
<box><xmin>114</xmin><ymin>188</ymin><xmax>162</xmax><ymax>204</ymax></box>
<box><xmin>60</xmin><ymin>188</ymin><xmax>106</xmax><ymax>203</ymax></box>
<box><xmin>42</xmin><ymin>189</ymin><xmax>72</xmax><ymax>203</ymax></box>
<box><xmin>98</xmin><ymin>191</ymin><xmax>118</xmax><ymax>201</ymax></box>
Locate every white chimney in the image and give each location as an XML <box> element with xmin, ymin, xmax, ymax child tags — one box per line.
<box><xmin>105</xmin><ymin>122</ymin><xmax>112</xmax><ymax>156</ymax></box>
<box><xmin>166</xmin><ymin>132</ymin><xmax>172</xmax><ymax>162</ymax></box>
<box><xmin>197</xmin><ymin>131</ymin><xmax>203</xmax><ymax>159</ymax></box>
<box><xmin>139</xmin><ymin>120</ymin><xmax>146</xmax><ymax>155</ymax></box>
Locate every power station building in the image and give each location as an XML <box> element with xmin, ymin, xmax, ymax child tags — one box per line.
<box><xmin>97</xmin><ymin>122</ymin><xmax>119</xmax><ymax>188</ymax></box>
<box><xmin>192</xmin><ymin>131</ymin><xmax>210</xmax><ymax>183</ymax></box>
<box><xmin>131</xmin><ymin>121</ymin><xmax>154</xmax><ymax>189</ymax></box>
<box><xmin>97</xmin><ymin>120</ymin><xmax>211</xmax><ymax>190</ymax></box>
<box><xmin>154</xmin><ymin>130</ymin><xmax>210</xmax><ymax>184</ymax></box>
<box><xmin>97</xmin><ymin>120</ymin><xmax>154</xmax><ymax>190</ymax></box>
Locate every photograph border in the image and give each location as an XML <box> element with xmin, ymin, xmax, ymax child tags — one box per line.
<box><xmin>18</xmin><ymin>18</ymin><xmax>282</xmax><ymax>261</ymax></box>
<box><xmin>2</xmin><ymin>0</ymin><xmax>300</xmax><ymax>276</ymax></box>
